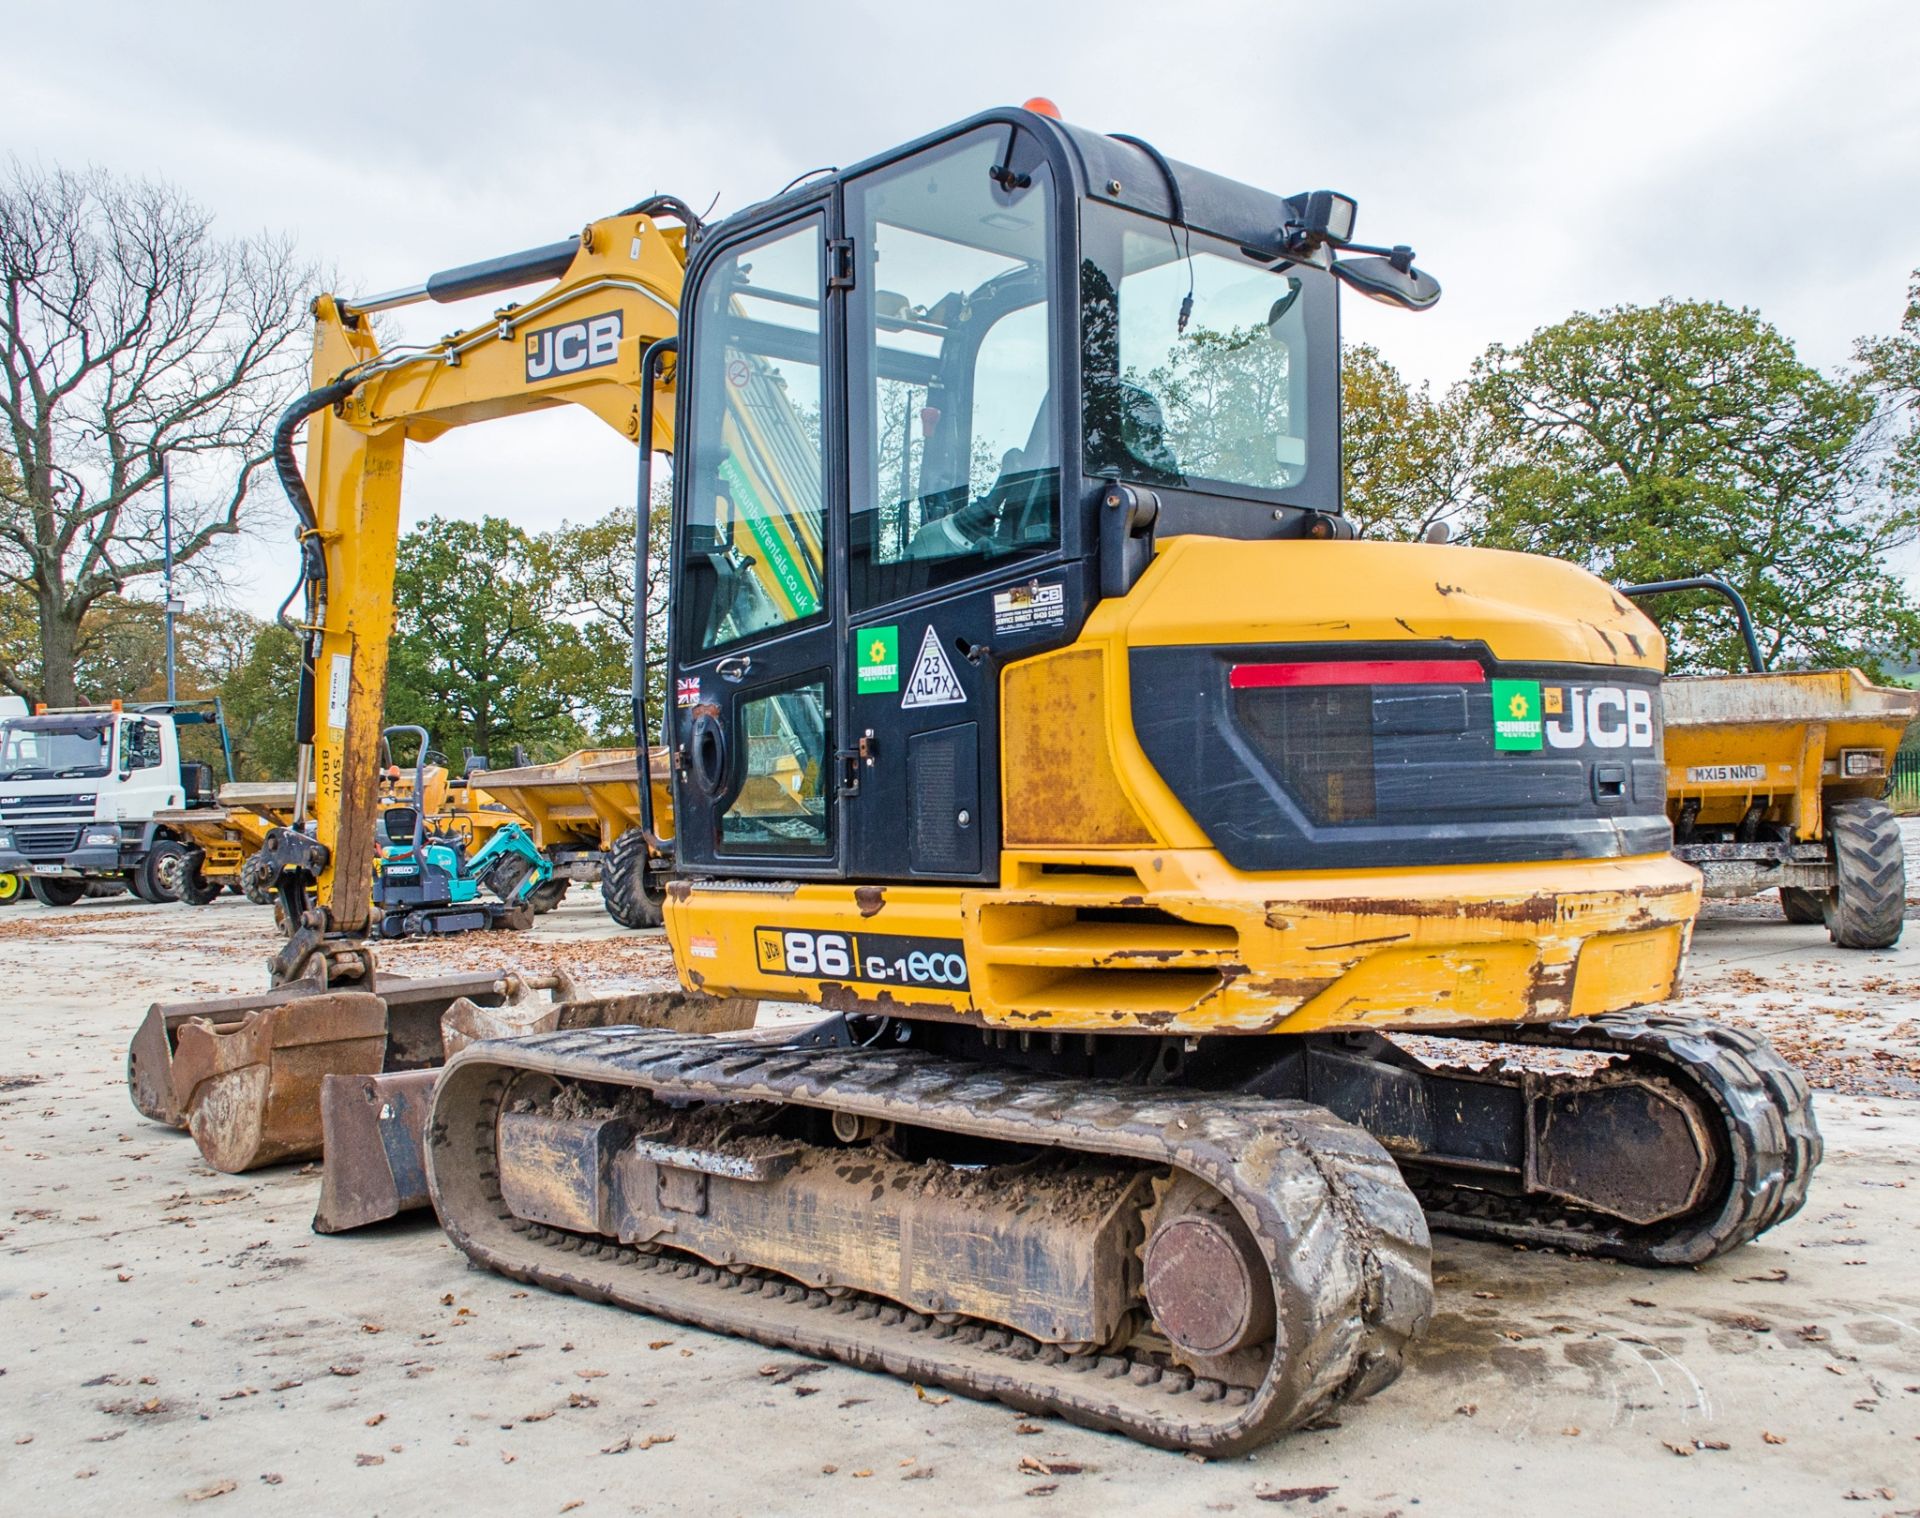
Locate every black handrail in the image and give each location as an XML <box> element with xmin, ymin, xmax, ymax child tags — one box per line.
<box><xmin>1618</xmin><ymin>577</ymin><xmax>1767</xmax><ymax>673</ymax></box>
<box><xmin>634</xmin><ymin>336</ymin><xmax>678</xmax><ymax>853</ymax></box>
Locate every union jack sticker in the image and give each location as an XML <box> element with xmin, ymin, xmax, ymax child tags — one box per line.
<box><xmin>676</xmin><ymin>677</ymin><xmax>702</xmax><ymax>708</ymax></box>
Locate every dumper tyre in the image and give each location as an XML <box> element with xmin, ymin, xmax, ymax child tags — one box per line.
<box><xmin>601</xmin><ymin>828</ymin><xmax>664</xmax><ymax>929</ymax></box>
<box><xmin>173</xmin><ymin>850</ymin><xmax>226</xmax><ymax>907</ymax></box>
<box><xmin>527</xmin><ymin>879</ymin><xmax>570</xmax><ymax>914</ymax></box>
<box><xmin>28</xmin><ymin>876</ymin><xmax>86</xmax><ymax>908</ymax></box>
<box><xmin>238</xmin><ymin>854</ymin><xmax>277</xmax><ymax>906</ymax></box>
<box><xmin>1779</xmin><ymin>886</ymin><xmax>1829</xmax><ymax>924</ymax></box>
<box><xmin>0</xmin><ymin>871</ymin><xmax>23</xmax><ymax>906</ymax></box>
<box><xmin>1826</xmin><ymin>798</ymin><xmax>1905</xmax><ymax>950</ymax></box>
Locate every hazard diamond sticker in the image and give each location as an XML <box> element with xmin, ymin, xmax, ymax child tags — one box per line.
<box><xmin>901</xmin><ymin>624</ymin><xmax>966</xmax><ymax>709</ymax></box>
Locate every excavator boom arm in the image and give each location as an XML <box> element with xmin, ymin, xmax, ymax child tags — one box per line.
<box><xmin>278</xmin><ymin>209</ymin><xmax>687</xmax><ymax>943</ymax></box>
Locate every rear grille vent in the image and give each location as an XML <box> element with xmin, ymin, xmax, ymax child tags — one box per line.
<box><xmin>971</xmin><ymin>899</ymin><xmax>1238</xmax><ymax>1020</ymax></box>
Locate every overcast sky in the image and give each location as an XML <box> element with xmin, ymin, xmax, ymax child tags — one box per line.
<box><xmin>9</xmin><ymin>0</ymin><xmax>1919</xmax><ymax>616</ymax></box>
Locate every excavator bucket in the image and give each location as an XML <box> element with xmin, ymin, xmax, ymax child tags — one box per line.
<box><xmin>312</xmin><ymin>989</ymin><xmax>758</xmax><ymax>1232</ymax></box>
<box><xmin>174</xmin><ymin>992</ymin><xmax>389</xmax><ymax>1172</ymax></box>
<box><xmin>131</xmin><ymin>970</ymin><xmax>575</xmax><ymax>1174</ymax></box>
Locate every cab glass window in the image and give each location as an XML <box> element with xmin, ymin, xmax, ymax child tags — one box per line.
<box><xmin>848</xmin><ymin>130</ymin><xmax>1057</xmax><ymax>610</ymax></box>
<box><xmin>1082</xmin><ymin>202</ymin><xmax>1328</xmax><ymax>498</ymax></box>
<box><xmin>719</xmin><ymin>678</ymin><xmax>830</xmax><ymax>856</ymax></box>
<box><xmin>124</xmin><ymin>720</ymin><xmax>162</xmax><ymax>770</ymax></box>
<box><xmin>682</xmin><ymin>220</ymin><xmax>827</xmax><ymax>654</ymax></box>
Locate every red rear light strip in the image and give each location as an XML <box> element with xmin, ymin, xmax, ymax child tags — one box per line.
<box><xmin>1229</xmin><ymin>659</ymin><xmax>1487</xmax><ymax>690</ymax></box>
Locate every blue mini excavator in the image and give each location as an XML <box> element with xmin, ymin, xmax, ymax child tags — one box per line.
<box><xmin>371</xmin><ymin>726</ymin><xmax>550</xmax><ymax>938</ymax></box>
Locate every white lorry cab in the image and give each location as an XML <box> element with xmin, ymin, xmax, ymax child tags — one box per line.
<box><xmin>0</xmin><ymin>700</ymin><xmax>234</xmax><ymax>907</ymax></box>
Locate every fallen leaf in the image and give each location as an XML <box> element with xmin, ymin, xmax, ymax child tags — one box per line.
<box><xmin>364</xmin><ymin>1413</ymin><xmax>385</xmax><ymax>1427</ymax></box>
<box><xmin>1720</xmin><ymin>1313</ymin><xmax>1771</xmax><ymax>1333</ymax></box>
<box><xmin>1662</xmin><ymin>1441</ymin><xmax>1693</xmax><ymax>1457</ymax></box>
<box><xmin>567</xmin><ymin>1393</ymin><xmax>597</xmax><ymax>1408</ymax></box>
<box><xmin>185</xmin><ymin>1480</ymin><xmax>236</xmax><ymax>1502</ymax></box>
<box><xmin>1025</xmin><ymin>1484</ymin><xmax>1057</xmax><ymax>1498</ymax></box>
<box><xmin>217</xmin><ymin>1388</ymin><xmax>257</xmax><ymax>1402</ymax></box>
<box><xmin>522</xmin><ymin>1410</ymin><xmax>555</xmax><ymax>1424</ymax></box>
<box><xmin>1628</xmin><ymin>1297</ymin><xmax>1657</xmax><ymax>1308</ymax></box>
<box><xmin>1825</xmin><ymin>1364</ymin><xmax>1846</xmax><ymax>1376</ymax></box>
<box><xmin>1736</xmin><ymin>1268</ymin><xmax>1789</xmax><ymax>1283</ymax></box>
<box><xmin>852</xmin><ymin>1469</ymin><xmax>873</xmax><ymax>1479</ymax></box>
<box><xmin>1561</xmin><ymin>1426</ymin><xmax>1581</xmax><ymax>1437</ymax></box>
<box><xmin>361</xmin><ymin>1323</ymin><xmax>384</xmax><ymax>1335</ymax></box>
<box><xmin>1763</xmin><ymin>1431</ymin><xmax>1787</xmax><ymax>1444</ymax></box>
<box><xmin>600</xmin><ymin>1436</ymin><xmax>631</xmax><ymax>1456</ymax></box>
<box><xmin>561</xmin><ymin>1504</ymin><xmax>584</xmax><ymax>1514</ymax></box>
<box><xmin>1015</xmin><ymin>1423</ymin><xmax>1042</xmax><ymax>1435</ymax></box>
<box><xmin>260</xmin><ymin>1475</ymin><xmax>282</xmax><ymax>1485</ymax></box>
<box><xmin>116</xmin><ymin>1272</ymin><xmax>132</xmax><ymax>1283</ymax></box>
<box><xmin>439</xmin><ymin>1294</ymin><xmax>455</xmax><ymax>1306</ymax></box>
<box><xmin>1472</xmin><ymin>1290</ymin><xmax>1501</xmax><ymax>1299</ymax></box>
<box><xmin>820</xmin><ymin>1464</ymin><xmax>837</xmax><ymax>1475</ymax></box>
<box><xmin>1697</xmin><ymin>1440</ymin><xmax>1730</xmax><ymax>1451</ymax></box>
<box><xmin>838</xmin><ymin>1398</ymin><xmax>867</xmax><ymax>1409</ymax></box>
<box><xmin>328</xmin><ymin>1366</ymin><xmax>360</xmax><ymax>1378</ymax></box>
<box><xmin>638</xmin><ymin>1434</ymin><xmax>675</xmax><ymax>1450</ymax></box>
<box><xmin>500</xmin><ymin>1450</ymin><xmax>516</xmax><ymax>1465</ymax></box>
<box><xmin>355</xmin><ymin>1454</ymin><xmax>384</xmax><ymax>1467</ymax></box>
<box><xmin>578</xmin><ymin>1369</ymin><xmax>609</xmax><ymax>1381</ymax></box>
<box><xmin>1255</xmin><ymin>1487</ymin><xmax>1337</xmax><ymax>1505</ymax></box>
<box><xmin>913</xmin><ymin>1383</ymin><xmax>950</xmax><ymax>1406</ymax></box>
<box><xmin>649</xmin><ymin>1341</ymin><xmax>672</xmax><ymax>1351</ymax></box>
<box><xmin>270</xmin><ymin>1380</ymin><xmax>302</xmax><ymax>1392</ymax></box>
<box><xmin>1455</xmin><ymin>1404</ymin><xmax>1477</xmax><ymax>1417</ymax></box>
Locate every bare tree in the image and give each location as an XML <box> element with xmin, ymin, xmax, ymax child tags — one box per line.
<box><xmin>0</xmin><ymin>161</ymin><xmax>311</xmax><ymax>704</ymax></box>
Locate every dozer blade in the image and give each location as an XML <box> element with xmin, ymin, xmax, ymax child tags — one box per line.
<box><xmin>128</xmin><ymin>971</ymin><xmax>556</xmax><ymax>1132</ymax></box>
<box><xmin>312</xmin><ymin>1068</ymin><xmax>439</xmax><ymax>1233</ymax></box>
<box><xmin>312</xmin><ymin>989</ymin><xmax>759</xmax><ymax>1232</ymax></box>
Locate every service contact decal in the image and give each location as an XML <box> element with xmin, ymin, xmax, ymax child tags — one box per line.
<box><xmin>754</xmin><ymin>927</ymin><xmax>969</xmax><ymax>991</ymax></box>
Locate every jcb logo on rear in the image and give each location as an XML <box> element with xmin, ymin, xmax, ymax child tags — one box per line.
<box><xmin>525</xmin><ymin>311</ymin><xmax>623</xmax><ymax>381</ymax></box>
<box><xmin>1544</xmin><ymin>686</ymin><xmax>1656</xmax><ymax>750</ymax></box>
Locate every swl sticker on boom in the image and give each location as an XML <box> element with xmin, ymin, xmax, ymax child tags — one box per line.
<box><xmin>901</xmin><ymin>625</ymin><xmax>965</xmax><ymax>709</ymax></box>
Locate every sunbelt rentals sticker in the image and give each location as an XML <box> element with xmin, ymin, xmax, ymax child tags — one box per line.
<box><xmin>1492</xmin><ymin>679</ymin><xmax>1543</xmax><ymax>751</ymax></box>
<box><xmin>856</xmin><ymin>626</ymin><xmax>899</xmax><ymax>695</ymax></box>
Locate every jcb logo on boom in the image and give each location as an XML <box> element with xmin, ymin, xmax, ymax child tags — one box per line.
<box><xmin>524</xmin><ymin>311</ymin><xmax>623</xmax><ymax>382</ymax></box>
<box><xmin>1543</xmin><ymin>685</ymin><xmax>1656</xmax><ymax>750</ymax></box>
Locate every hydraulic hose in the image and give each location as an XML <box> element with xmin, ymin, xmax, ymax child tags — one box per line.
<box><xmin>617</xmin><ymin>194</ymin><xmax>703</xmax><ymax>236</ymax></box>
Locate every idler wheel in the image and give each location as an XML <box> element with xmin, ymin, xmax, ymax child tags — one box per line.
<box><xmin>1142</xmin><ymin>1189</ymin><xmax>1274</xmax><ymax>1359</ymax></box>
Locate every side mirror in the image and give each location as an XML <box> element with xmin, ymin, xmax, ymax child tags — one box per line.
<box><xmin>1332</xmin><ymin>256</ymin><xmax>1441</xmax><ymax>312</ymax></box>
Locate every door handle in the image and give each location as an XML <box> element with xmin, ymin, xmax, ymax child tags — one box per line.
<box><xmin>716</xmin><ymin>653</ymin><xmax>753</xmax><ymax>683</ymax></box>
<box><xmin>835</xmin><ymin>729</ymin><xmax>877</xmax><ymax>797</ymax></box>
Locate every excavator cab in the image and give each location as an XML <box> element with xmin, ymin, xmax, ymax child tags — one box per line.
<box><xmin>662</xmin><ymin>113</ymin><xmax>1359</xmax><ymax>881</ymax></box>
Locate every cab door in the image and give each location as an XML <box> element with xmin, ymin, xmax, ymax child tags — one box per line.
<box><xmin>667</xmin><ymin>210</ymin><xmax>842</xmax><ymax>876</ymax></box>
<box><xmin>838</xmin><ymin>125</ymin><xmax>1076</xmax><ymax>884</ymax></box>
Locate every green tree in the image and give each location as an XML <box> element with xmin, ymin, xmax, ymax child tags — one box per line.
<box><xmin>545</xmin><ymin>482</ymin><xmax>670</xmax><ymax>744</ymax></box>
<box><xmin>1468</xmin><ymin>299</ymin><xmax>1920</xmax><ymax>674</ymax></box>
<box><xmin>385</xmin><ymin>514</ymin><xmax>591</xmax><ymax>765</ymax></box>
<box><xmin>1858</xmin><ymin>267</ymin><xmax>1920</xmax><ymax>500</ymax></box>
<box><xmin>1340</xmin><ymin>344</ymin><xmax>1480</xmax><ymax>541</ymax></box>
<box><xmin>0</xmin><ymin>163</ymin><xmax>310</xmax><ymax>705</ymax></box>
<box><xmin>216</xmin><ymin>620</ymin><xmax>300</xmax><ymax>779</ymax></box>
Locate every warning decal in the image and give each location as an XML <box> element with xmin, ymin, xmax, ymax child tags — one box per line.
<box><xmin>901</xmin><ymin>624</ymin><xmax>966</xmax><ymax>709</ymax></box>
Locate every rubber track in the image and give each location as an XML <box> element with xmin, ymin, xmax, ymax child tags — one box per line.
<box><xmin>427</xmin><ymin>1027</ymin><xmax>1432</xmax><ymax>1455</ymax></box>
<box><xmin>1407</xmin><ymin>1010</ymin><xmax>1821</xmax><ymax>1266</ymax></box>
<box><xmin>1827</xmin><ymin>798</ymin><xmax>1905</xmax><ymax>950</ymax></box>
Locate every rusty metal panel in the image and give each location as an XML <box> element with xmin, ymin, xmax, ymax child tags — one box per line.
<box><xmin>312</xmin><ymin>1068</ymin><xmax>439</xmax><ymax>1232</ymax></box>
<box><xmin>1002</xmin><ymin>648</ymin><xmax>1156</xmax><ymax>848</ymax></box>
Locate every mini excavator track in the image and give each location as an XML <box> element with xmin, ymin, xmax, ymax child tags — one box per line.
<box><xmin>1401</xmin><ymin>1012</ymin><xmax>1820</xmax><ymax>1265</ymax></box>
<box><xmin>427</xmin><ymin>1026</ymin><xmax>1432</xmax><ymax>1455</ymax></box>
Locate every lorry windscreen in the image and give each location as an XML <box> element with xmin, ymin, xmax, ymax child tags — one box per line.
<box><xmin>0</xmin><ymin>719</ymin><xmax>112</xmax><ymax>779</ymax></box>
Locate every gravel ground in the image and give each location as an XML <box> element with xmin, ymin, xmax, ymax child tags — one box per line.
<box><xmin>1</xmin><ymin>873</ymin><xmax>1916</xmax><ymax>1517</ymax></box>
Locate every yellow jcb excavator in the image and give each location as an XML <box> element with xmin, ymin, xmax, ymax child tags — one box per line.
<box><xmin>133</xmin><ymin>104</ymin><xmax>1817</xmax><ymax>1454</ymax></box>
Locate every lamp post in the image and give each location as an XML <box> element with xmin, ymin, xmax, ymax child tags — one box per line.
<box><xmin>162</xmin><ymin>456</ymin><xmax>181</xmax><ymax>704</ymax></box>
